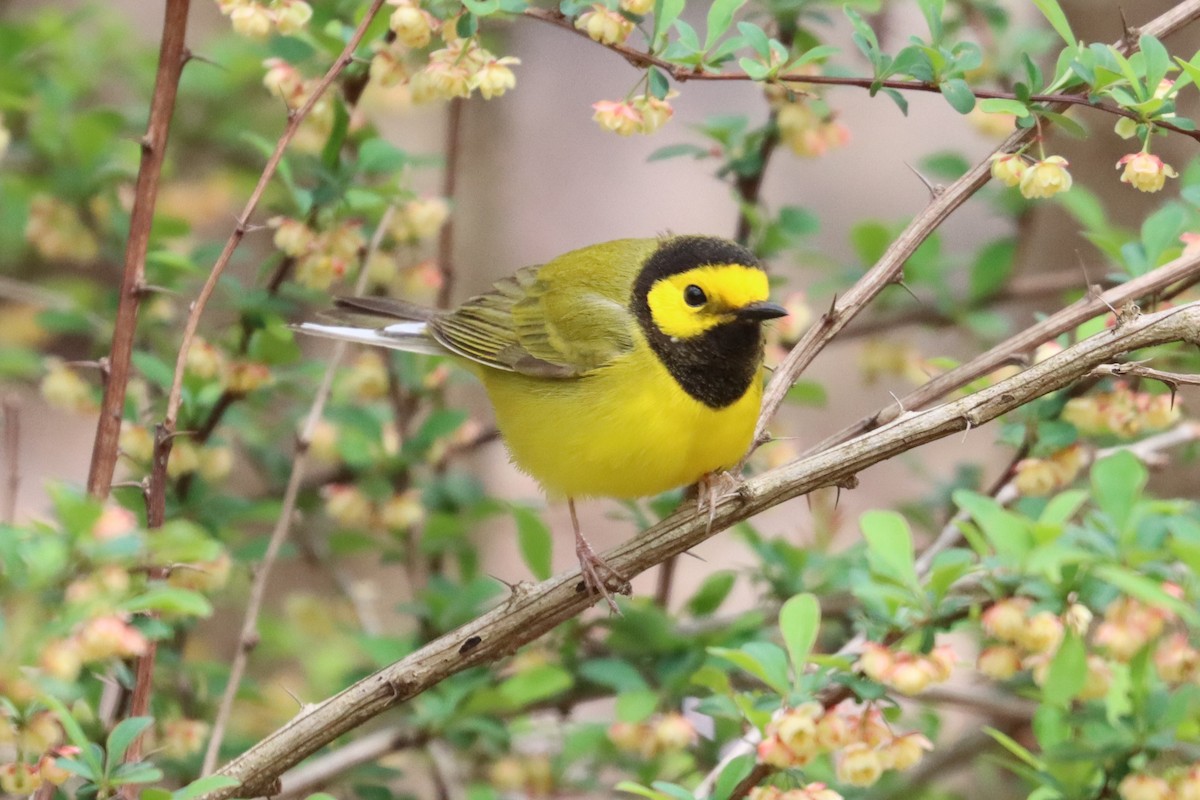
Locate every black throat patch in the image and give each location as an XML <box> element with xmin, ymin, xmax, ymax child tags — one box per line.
<box><xmin>631</xmin><ymin>237</ymin><xmax>766</xmax><ymax>409</ymax></box>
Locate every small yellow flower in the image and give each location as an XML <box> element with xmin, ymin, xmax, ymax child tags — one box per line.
<box><xmin>592</xmin><ymin>100</ymin><xmax>642</xmax><ymax>136</ymax></box>
<box><xmin>273</xmin><ymin>0</ymin><xmax>312</xmax><ymax>35</ymax></box>
<box><xmin>1117</xmin><ymin>151</ymin><xmax>1177</xmax><ymax>193</ymax></box>
<box><xmin>989</xmin><ymin>153</ymin><xmax>1028</xmax><ymax>187</ymax></box>
<box><xmin>388</xmin><ymin>3</ymin><xmax>436</xmax><ymax>48</ymax></box>
<box><xmin>1118</xmin><ymin>773</ymin><xmax>1172</xmax><ymax>800</ymax></box>
<box><xmin>1019</xmin><ymin>155</ymin><xmax>1072</xmax><ymax>199</ymax></box>
<box><xmin>230</xmin><ymin>2</ymin><xmax>273</xmax><ymax>38</ymax></box>
<box><xmin>632</xmin><ymin>92</ymin><xmax>677</xmax><ymax>134</ymax></box>
<box><xmin>575</xmin><ymin>4</ymin><xmax>634</xmax><ymax>45</ymax></box>
<box><xmin>836</xmin><ymin>742</ymin><xmax>883</xmax><ymax>787</ymax></box>
<box><xmin>473</xmin><ymin>57</ymin><xmax>519</xmax><ymax>100</ymax></box>
<box><xmin>620</xmin><ymin>0</ymin><xmax>654</xmax><ymax>13</ymax></box>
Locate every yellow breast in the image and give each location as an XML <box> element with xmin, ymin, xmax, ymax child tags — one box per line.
<box><xmin>475</xmin><ymin>345</ymin><xmax>761</xmax><ymax>499</ymax></box>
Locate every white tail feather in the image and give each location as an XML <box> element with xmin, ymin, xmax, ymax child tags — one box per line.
<box><xmin>295</xmin><ymin>322</ymin><xmax>447</xmax><ymax>357</ymax></box>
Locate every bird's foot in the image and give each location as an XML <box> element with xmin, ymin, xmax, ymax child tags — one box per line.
<box><xmin>574</xmin><ymin>531</ymin><xmax>629</xmax><ymax>615</ymax></box>
<box><xmin>696</xmin><ymin>470</ymin><xmax>742</xmax><ymax>535</ymax></box>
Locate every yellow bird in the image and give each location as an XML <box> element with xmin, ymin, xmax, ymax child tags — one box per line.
<box><xmin>298</xmin><ymin>235</ymin><xmax>787</xmax><ymax>609</ymax></box>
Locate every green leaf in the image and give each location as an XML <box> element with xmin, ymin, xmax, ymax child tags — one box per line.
<box><xmin>785</xmin><ymin>380</ymin><xmax>826</xmax><ymax>407</ymax></box>
<box><xmin>953</xmin><ymin>490</ymin><xmax>1033</xmax><ymax>559</ymax></box>
<box><xmin>496</xmin><ymin>664</ymin><xmax>573</xmax><ymax>708</ymax></box>
<box><xmin>579</xmin><ymin>658</ymin><xmax>649</xmax><ymax>692</ymax></box>
<box><xmin>978</xmin><ymin>98</ymin><xmax>1031</xmax><ymax>118</ymax></box>
<box><xmin>616</xmin><ymin>689</ymin><xmax>659</xmax><ymax>723</ymax></box>
<box><xmin>860</xmin><ymin>510</ymin><xmax>918</xmax><ymax>589</ymax></box>
<box><xmin>686</xmin><ymin>571</ymin><xmax>737</xmax><ymax>616</ymax></box>
<box><xmin>106</xmin><ymin>716</ymin><xmax>153</xmax><ymax>769</ymax></box>
<box><xmin>984</xmin><ymin>726</ymin><xmax>1046</xmax><ymax>770</ymax></box>
<box><xmin>1042</xmin><ymin>633</ymin><xmax>1086</xmax><ymax>706</ymax></box>
<box><xmin>648</xmin><ymin>67</ymin><xmax>671</xmax><ymax>100</ymax></box>
<box><xmin>1032</xmin><ymin>0</ymin><xmax>1075</xmax><ymax>46</ymax></box>
<box><xmin>121</xmin><ymin>586</ymin><xmax>213</xmax><ymax>617</ymax></box>
<box><xmin>968</xmin><ymin>239</ymin><xmax>1016</xmax><ymax>303</ymax></box>
<box><xmin>1039</xmin><ymin>490</ymin><xmax>1088</xmax><ymax>526</ymax></box>
<box><xmin>648</xmin><ymin>143</ymin><xmax>710</xmax><ymax>162</ymax></box>
<box><xmin>512</xmin><ymin>506</ymin><xmax>552</xmax><ymax>580</ymax></box>
<box><xmin>711</xmin><ymin>754</ymin><xmax>756</xmax><ymax>800</ymax></box>
<box><xmin>1140</xmin><ymin>35</ymin><xmax>1170</xmax><ymax>92</ymax></box>
<box><xmin>779</xmin><ymin>593</ymin><xmax>820</xmax><ymax>688</ymax></box>
<box><xmin>132</xmin><ymin>350</ymin><xmax>176</xmax><ymax>390</ymax></box>
<box><xmin>939</xmin><ymin>78</ymin><xmax>975</xmax><ymax>113</ymax></box>
<box><xmin>704</xmin><ymin>0</ymin><xmax>747</xmax><ymax>50</ymax></box>
<box><xmin>462</xmin><ymin>0</ymin><xmax>500</xmax><ymax>13</ymax></box>
<box><xmin>652</xmin><ymin>0</ymin><xmax>685</xmax><ymax>43</ymax></box>
<box><xmin>357</xmin><ymin>139</ymin><xmax>408</xmax><ymax>174</ymax></box>
<box><xmin>1090</xmin><ymin>451</ymin><xmax>1146</xmax><ymax>533</ymax></box>
<box><xmin>1094</xmin><ymin>565</ymin><xmax>1199</xmax><ymax>625</ymax></box>
<box><xmin>616</xmin><ymin>782</ymin><xmax>672</xmax><ymax>800</ymax></box>
<box><xmin>42</xmin><ymin>696</ymin><xmax>104</xmax><ymax>777</ymax></box>
<box><xmin>709</xmin><ymin>642</ymin><xmax>790</xmax><ymax>695</ymax></box>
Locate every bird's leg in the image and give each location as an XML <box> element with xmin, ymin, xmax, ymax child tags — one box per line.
<box><xmin>569</xmin><ymin>498</ymin><xmax>628</xmax><ymax>614</ymax></box>
<box><xmin>696</xmin><ymin>470</ymin><xmax>741</xmax><ymax>534</ymax></box>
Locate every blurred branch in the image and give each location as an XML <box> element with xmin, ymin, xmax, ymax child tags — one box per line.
<box><xmin>199</xmin><ymin>207</ymin><xmax>395</xmax><ymax>777</ymax></box>
<box><xmin>148</xmin><ymin>0</ymin><xmax>388</xmax><ymax>528</ymax></box>
<box><xmin>2</xmin><ymin>397</ymin><xmax>18</xmax><ymax>523</ymax></box>
<box><xmin>746</xmin><ymin>1</ymin><xmax>1199</xmax><ymax>454</ymax></box>
<box><xmin>198</xmin><ymin>301</ymin><xmax>1200</xmax><ymax>800</ymax></box>
<box><xmin>522</xmin><ymin>3</ymin><xmax>1200</xmax><ymax>142</ymax></box>
<box><xmin>87</xmin><ymin>0</ymin><xmax>191</xmax><ymax>501</ymax></box>
<box><xmin>813</xmin><ymin>250</ymin><xmax>1200</xmax><ymax>456</ymax></box>
<box><xmin>435</xmin><ymin>97</ymin><xmax>463</xmax><ymax>309</ymax></box>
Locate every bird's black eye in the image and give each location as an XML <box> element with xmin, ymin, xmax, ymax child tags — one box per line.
<box><xmin>684</xmin><ymin>284</ymin><xmax>707</xmax><ymax>307</ymax></box>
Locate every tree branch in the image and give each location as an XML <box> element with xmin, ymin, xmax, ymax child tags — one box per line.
<box><xmin>197</xmin><ymin>301</ymin><xmax>1200</xmax><ymax>800</ymax></box>
<box><xmin>87</xmin><ymin>0</ymin><xmax>191</xmax><ymax>500</ymax></box>
<box><xmin>199</xmin><ymin>207</ymin><xmax>395</xmax><ymax>777</ymax></box>
<box><xmin>147</xmin><ymin>0</ymin><xmax>389</xmax><ymax>527</ymax></box>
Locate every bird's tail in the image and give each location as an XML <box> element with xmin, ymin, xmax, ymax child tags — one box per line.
<box><xmin>293</xmin><ymin>319</ymin><xmax>448</xmax><ymax>356</ymax></box>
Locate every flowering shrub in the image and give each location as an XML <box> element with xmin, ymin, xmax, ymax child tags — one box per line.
<box><xmin>3</xmin><ymin>2</ymin><xmax>1200</xmax><ymax>800</ymax></box>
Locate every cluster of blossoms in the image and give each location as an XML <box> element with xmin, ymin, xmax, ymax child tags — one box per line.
<box><xmin>574</xmin><ymin>0</ymin><xmax>653</xmax><ymax>45</ymax></box>
<box><xmin>1063</xmin><ymin>383</ymin><xmax>1182</xmax><ymax>439</ymax></box>
<box><xmin>1013</xmin><ymin>443</ymin><xmax>1085</xmax><ymax>497</ymax></box>
<box><xmin>40</xmin><ymin>358</ymin><xmax>98</xmax><ymax>415</ymax></box>
<box><xmin>25</xmin><ymin>193</ymin><xmax>100</xmax><ymax>263</ymax></box>
<box><xmin>486</xmin><ymin>754</ymin><xmax>554</xmax><ymax>797</ymax></box>
<box><xmin>991</xmin><ymin>146</ymin><xmax>1178</xmax><ymax>198</ymax></box>
<box><xmin>748</xmin><ymin>783</ymin><xmax>843</xmax><ymax>800</ymax></box>
<box><xmin>0</xmin><ymin>715</ymin><xmax>74</xmax><ymax>795</ymax></box>
<box><xmin>857</xmin><ymin>641</ymin><xmax>957</xmax><ymax>696</ymax></box>
<box><xmin>766</xmin><ymin>80</ymin><xmax>851</xmax><ymax>159</ymax></box>
<box><xmin>607</xmin><ymin>712</ymin><xmax>699</xmax><ymax>759</ymax></box>
<box><xmin>756</xmin><ymin>701</ymin><xmax>933</xmax><ymax>788</ymax></box>
<box><xmin>270</xmin><ymin>216</ymin><xmax>366</xmax><ymax>291</ymax></box>
<box><xmin>978</xmin><ymin>591</ymin><xmax>1190</xmax><ymax>699</ymax></box>
<box><xmin>367</xmin><ymin>4</ymin><xmax>519</xmax><ymax>102</ymax></box>
<box><xmin>591</xmin><ymin>92</ymin><xmax>678</xmax><ymax>136</ymax></box>
<box><xmin>260</xmin><ymin>57</ymin><xmax>339</xmax><ymax>151</ymax></box>
<box><xmin>990</xmin><ymin>153</ymin><xmax>1073</xmax><ymax>199</ymax></box>
<box><xmin>121</xmin><ymin>419</ymin><xmax>236</xmax><ymax>482</ymax></box>
<box><xmin>322</xmin><ymin>484</ymin><xmax>426</xmax><ymax>533</ymax></box>
<box><xmin>216</xmin><ymin>0</ymin><xmax>313</xmax><ymax>39</ymax></box>
<box><xmin>1119</xmin><ymin>764</ymin><xmax>1200</xmax><ymax>800</ymax></box>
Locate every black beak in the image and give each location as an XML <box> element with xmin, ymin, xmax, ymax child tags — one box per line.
<box><xmin>735</xmin><ymin>301</ymin><xmax>789</xmax><ymax>321</ymax></box>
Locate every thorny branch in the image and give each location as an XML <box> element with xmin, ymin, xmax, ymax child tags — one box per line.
<box><xmin>87</xmin><ymin>0</ymin><xmax>191</xmax><ymax>500</ymax></box>
<box><xmin>199</xmin><ymin>208</ymin><xmax>396</xmax><ymax>777</ymax></box>
<box><xmin>197</xmin><ymin>302</ymin><xmax>1200</xmax><ymax>799</ymax></box>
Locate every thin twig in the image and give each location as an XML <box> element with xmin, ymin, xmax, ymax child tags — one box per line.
<box><xmin>2</xmin><ymin>396</ymin><xmax>18</xmax><ymax>524</ymax></box>
<box><xmin>148</xmin><ymin>0</ymin><xmax>389</xmax><ymax>527</ymax></box>
<box><xmin>197</xmin><ymin>302</ymin><xmax>1200</xmax><ymax>800</ymax></box>
<box><xmin>87</xmin><ymin>0</ymin><xmax>191</xmax><ymax>500</ymax></box>
<box><xmin>812</xmin><ymin>249</ymin><xmax>1200</xmax><ymax>455</ymax></box>
<box><xmin>521</xmin><ymin>4</ymin><xmax>1200</xmax><ymax>143</ymax></box>
<box><xmin>199</xmin><ymin>207</ymin><xmax>395</xmax><ymax>777</ymax></box>
<box><xmin>435</xmin><ymin>97</ymin><xmax>464</xmax><ymax>309</ymax></box>
<box><xmin>741</xmin><ymin>0</ymin><xmax>1200</xmax><ymax>454</ymax></box>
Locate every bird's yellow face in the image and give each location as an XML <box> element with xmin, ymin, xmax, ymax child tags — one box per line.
<box><xmin>645</xmin><ymin>264</ymin><xmax>772</xmax><ymax>340</ymax></box>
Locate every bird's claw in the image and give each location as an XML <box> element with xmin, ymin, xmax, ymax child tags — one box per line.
<box><xmin>696</xmin><ymin>470</ymin><xmax>742</xmax><ymax>535</ymax></box>
<box><xmin>575</xmin><ymin>535</ymin><xmax>629</xmax><ymax>615</ymax></box>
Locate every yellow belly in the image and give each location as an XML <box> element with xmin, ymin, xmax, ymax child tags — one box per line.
<box><xmin>475</xmin><ymin>347</ymin><xmax>762</xmax><ymax>499</ymax></box>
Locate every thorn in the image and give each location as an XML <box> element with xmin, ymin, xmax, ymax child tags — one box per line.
<box><xmin>64</xmin><ymin>358</ymin><xmax>108</xmax><ymax>372</ymax></box>
<box><xmin>895</xmin><ymin>279</ymin><xmax>920</xmax><ymax>303</ymax></box>
<box><xmin>487</xmin><ymin>573</ymin><xmax>521</xmax><ymax>594</ymax></box>
<box><xmin>962</xmin><ymin>416</ymin><xmax>973</xmax><ymax>442</ymax></box>
<box><xmin>888</xmin><ymin>391</ymin><xmax>905</xmax><ymax>414</ymax></box>
<box><xmin>834</xmin><ymin>485</ymin><xmax>842</xmax><ymax>510</ymax></box>
<box><xmin>904</xmin><ymin>161</ymin><xmax>942</xmax><ymax>199</ymax></box>
<box><xmin>681</xmin><ymin>549</ymin><xmax>706</xmax><ymax>562</ymax></box>
<box><xmin>184</xmin><ymin>50</ymin><xmax>226</xmax><ymax>71</ymax></box>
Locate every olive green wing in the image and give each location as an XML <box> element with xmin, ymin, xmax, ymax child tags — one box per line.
<box><xmin>428</xmin><ymin>264</ymin><xmax>635</xmax><ymax>378</ymax></box>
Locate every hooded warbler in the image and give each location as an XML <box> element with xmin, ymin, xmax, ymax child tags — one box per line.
<box><xmin>298</xmin><ymin>235</ymin><xmax>787</xmax><ymax>609</ymax></box>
